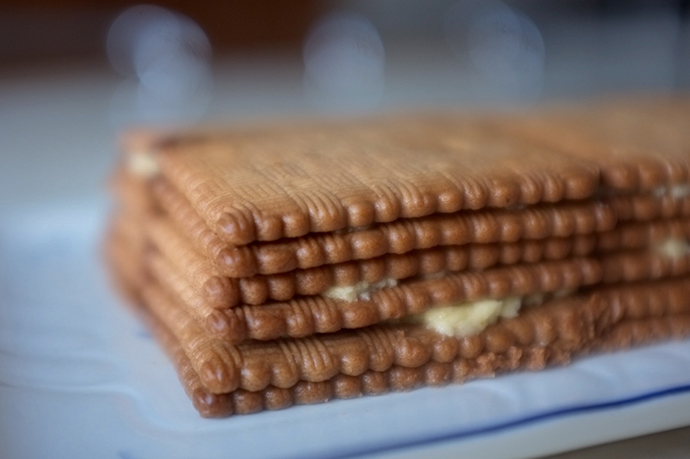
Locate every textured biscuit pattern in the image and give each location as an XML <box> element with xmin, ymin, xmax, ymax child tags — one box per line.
<box><xmin>141</xmin><ymin>249</ymin><xmax>690</xmax><ymax>394</ymax></box>
<box><xmin>236</xmin><ymin>248</ymin><xmax>690</xmax><ymax>343</ymax></box>
<box><xmin>149</xmin><ymin>216</ymin><xmax>690</xmax><ymax>309</ymax></box>
<box><xmin>138</xmin><ymin>276</ymin><xmax>690</xmax><ymax>416</ymax></box>
<box><xmin>150</xmin><ymin>178</ymin><xmax>231</xmax><ymax>283</ymax></box>
<box><xmin>155</xmin><ymin>122</ymin><xmax>602</xmax><ymax>246</ymax></box>
<box><xmin>138</xmin><ymin>301</ymin><xmax>235</xmax><ymax>417</ymax></box>
<box><xmin>205</xmin><ymin>199</ymin><xmax>618</xmax><ymax>278</ymax></box>
<box><xmin>148</xmin><ymin>100</ymin><xmax>690</xmax><ymax>245</ymax></box>
<box><xmin>153</xmin><ymin>175</ymin><xmax>690</xmax><ymax>279</ymax></box>
<box><xmin>606</xmin><ymin>193</ymin><xmax>690</xmax><ymax>222</ymax></box>
<box><xmin>156</xmin><ymin>255</ymin><xmax>604</xmax><ymax>345</ymax></box>
<box><xmin>113</xmin><ymin>197</ymin><xmax>690</xmax><ymax>346</ymax></box>
<box><xmin>142</xmin><ymin>229</ymin><xmax>690</xmax><ymax>345</ymax></box>
<box><xmin>146</xmin><ymin>216</ymin><xmax>238</xmax><ymax>308</ymax></box>
<box><xmin>494</xmin><ymin>98</ymin><xmax>690</xmax><ymax>191</ymax></box>
<box><xmin>146</xmin><ymin>250</ymin><xmax>241</xmax><ymax>341</ymax></box>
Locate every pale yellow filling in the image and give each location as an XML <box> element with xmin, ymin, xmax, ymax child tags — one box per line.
<box><xmin>324</xmin><ymin>278</ymin><xmax>398</xmax><ymax>302</ymax></box>
<box><xmin>403</xmin><ymin>235</ymin><xmax>689</xmax><ymax>338</ymax></box>
<box><xmin>406</xmin><ymin>289</ymin><xmax>575</xmax><ymax>338</ymax></box>
<box><xmin>411</xmin><ymin>297</ymin><xmax>522</xmax><ymax>338</ymax></box>
<box><xmin>655</xmin><ymin>238</ymin><xmax>690</xmax><ymax>259</ymax></box>
<box><xmin>316</xmin><ymin>230</ymin><xmax>687</xmax><ymax>338</ymax></box>
<box><xmin>653</xmin><ymin>184</ymin><xmax>690</xmax><ymax>199</ymax></box>
<box><xmin>127</xmin><ymin>151</ymin><xmax>159</xmax><ymax>178</ymax></box>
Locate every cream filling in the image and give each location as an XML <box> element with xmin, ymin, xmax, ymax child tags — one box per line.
<box><xmin>655</xmin><ymin>238</ymin><xmax>690</xmax><ymax>259</ymax></box>
<box><xmin>413</xmin><ymin>297</ymin><xmax>522</xmax><ymax>338</ymax></box>
<box><xmin>324</xmin><ymin>278</ymin><xmax>398</xmax><ymax>302</ymax></box>
<box><xmin>404</xmin><ymin>237</ymin><xmax>689</xmax><ymax>338</ymax></box>
<box><xmin>325</xmin><ymin>270</ymin><xmax>579</xmax><ymax>337</ymax></box>
<box><xmin>127</xmin><ymin>151</ymin><xmax>159</xmax><ymax>178</ymax></box>
<box><xmin>653</xmin><ymin>184</ymin><xmax>690</xmax><ymax>199</ymax></box>
<box><xmin>405</xmin><ymin>288</ymin><xmax>575</xmax><ymax>338</ymax></box>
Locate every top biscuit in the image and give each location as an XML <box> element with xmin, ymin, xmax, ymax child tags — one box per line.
<box><xmin>495</xmin><ymin>98</ymin><xmax>690</xmax><ymax>190</ymax></box>
<box><xmin>126</xmin><ymin>97</ymin><xmax>690</xmax><ymax>246</ymax></box>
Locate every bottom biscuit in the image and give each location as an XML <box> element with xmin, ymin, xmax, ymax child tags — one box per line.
<box><xmin>131</xmin><ymin>278</ymin><xmax>690</xmax><ymax>417</ymax></box>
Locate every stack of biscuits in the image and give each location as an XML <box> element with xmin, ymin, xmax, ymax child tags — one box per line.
<box><xmin>106</xmin><ymin>98</ymin><xmax>690</xmax><ymax>417</ymax></box>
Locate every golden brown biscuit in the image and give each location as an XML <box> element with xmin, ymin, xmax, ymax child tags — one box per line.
<box><xmin>494</xmin><ymin>97</ymin><xmax>690</xmax><ymax>191</ymax></box>
<box><xmin>146</xmin><ymin>176</ymin><xmax>690</xmax><ymax>279</ymax></box>
<box><xmin>151</xmin><ymin>178</ymin><xmax>619</xmax><ymax>278</ymax></box>
<box><xmin>152</xmin><ymin>120</ymin><xmax>602</xmax><ymax>246</ymax></box>
<box><xmin>133</xmin><ymin>276</ymin><xmax>690</xmax><ymax>416</ymax></box>
<box><xmin>141</xmin><ymin>214</ymin><xmax>690</xmax><ymax>310</ymax></box>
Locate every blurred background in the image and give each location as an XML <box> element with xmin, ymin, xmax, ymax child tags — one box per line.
<box><xmin>1</xmin><ymin>0</ymin><xmax>689</xmax><ymax>209</ymax></box>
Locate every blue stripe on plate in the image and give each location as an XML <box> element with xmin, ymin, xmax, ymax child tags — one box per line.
<box><xmin>306</xmin><ymin>382</ymin><xmax>690</xmax><ymax>459</ymax></box>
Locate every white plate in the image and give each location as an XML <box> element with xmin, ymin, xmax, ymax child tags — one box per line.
<box><xmin>3</xmin><ymin>200</ymin><xmax>690</xmax><ymax>459</ymax></box>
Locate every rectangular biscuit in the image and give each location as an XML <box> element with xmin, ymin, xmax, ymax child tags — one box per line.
<box><xmin>132</xmin><ymin>100</ymin><xmax>690</xmax><ymax>247</ymax></box>
<box><xmin>144</xmin><ymin>211</ymin><xmax>690</xmax><ymax>310</ymax></box>
<box><xmin>493</xmin><ymin>97</ymin><xmax>690</xmax><ymax>191</ymax></box>
<box><xmin>134</xmin><ymin>275</ymin><xmax>690</xmax><ymax>417</ymax></box>
<box><xmin>149</xmin><ymin>175</ymin><xmax>690</xmax><ymax>279</ymax></box>
<box><xmin>149</xmin><ymin>119</ymin><xmax>603</xmax><ymax>246</ymax></box>
<box><xmin>143</xmin><ymin>242</ymin><xmax>690</xmax><ymax>345</ymax></box>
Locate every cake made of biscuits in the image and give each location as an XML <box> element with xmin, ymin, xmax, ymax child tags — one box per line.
<box><xmin>106</xmin><ymin>97</ymin><xmax>690</xmax><ymax>417</ymax></box>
